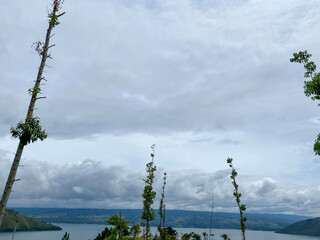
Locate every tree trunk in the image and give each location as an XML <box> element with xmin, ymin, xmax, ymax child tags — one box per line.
<box><xmin>0</xmin><ymin>143</ymin><xmax>24</xmax><ymax>226</ymax></box>
<box><xmin>0</xmin><ymin>0</ymin><xmax>63</xmax><ymax>227</ymax></box>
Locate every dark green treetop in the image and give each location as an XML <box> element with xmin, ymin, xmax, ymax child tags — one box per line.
<box><xmin>107</xmin><ymin>214</ymin><xmax>130</xmax><ymax>239</ymax></box>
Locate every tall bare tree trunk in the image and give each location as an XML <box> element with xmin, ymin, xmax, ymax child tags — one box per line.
<box><xmin>0</xmin><ymin>0</ymin><xmax>64</xmax><ymax>227</ymax></box>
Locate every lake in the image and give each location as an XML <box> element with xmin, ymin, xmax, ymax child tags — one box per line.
<box><xmin>0</xmin><ymin>224</ymin><xmax>320</xmax><ymax>240</ymax></box>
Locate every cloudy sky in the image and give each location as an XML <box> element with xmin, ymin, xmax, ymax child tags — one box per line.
<box><xmin>1</xmin><ymin>0</ymin><xmax>320</xmax><ymax>217</ymax></box>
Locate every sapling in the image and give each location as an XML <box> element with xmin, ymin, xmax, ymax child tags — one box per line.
<box><xmin>0</xmin><ymin>0</ymin><xmax>65</xmax><ymax>227</ymax></box>
<box><xmin>227</xmin><ymin>158</ymin><xmax>247</xmax><ymax>240</ymax></box>
<box><xmin>158</xmin><ymin>172</ymin><xmax>167</xmax><ymax>239</ymax></box>
<box><xmin>107</xmin><ymin>213</ymin><xmax>130</xmax><ymax>239</ymax></box>
<box><xmin>141</xmin><ymin>144</ymin><xmax>157</xmax><ymax>240</ymax></box>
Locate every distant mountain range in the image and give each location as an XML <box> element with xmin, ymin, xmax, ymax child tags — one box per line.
<box><xmin>0</xmin><ymin>209</ymin><xmax>61</xmax><ymax>232</ymax></box>
<box><xmin>12</xmin><ymin>207</ymin><xmax>311</xmax><ymax>231</ymax></box>
<box><xmin>276</xmin><ymin>217</ymin><xmax>320</xmax><ymax>236</ymax></box>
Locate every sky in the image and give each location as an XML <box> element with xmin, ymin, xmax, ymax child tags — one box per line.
<box><xmin>1</xmin><ymin>0</ymin><xmax>320</xmax><ymax>217</ymax></box>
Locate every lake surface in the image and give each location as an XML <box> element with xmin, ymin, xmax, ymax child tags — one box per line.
<box><xmin>1</xmin><ymin>223</ymin><xmax>320</xmax><ymax>240</ymax></box>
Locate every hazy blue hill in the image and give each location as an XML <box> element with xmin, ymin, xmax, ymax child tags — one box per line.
<box><xmin>276</xmin><ymin>217</ymin><xmax>320</xmax><ymax>236</ymax></box>
<box><xmin>0</xmin><ymin>209</ymin><xmax>62</xmax><ymax>232</ymax></box>
<box><xmin>13</xmin><ymin>207</ymin><xmax>310</xmax><ymax>231</ymax></box>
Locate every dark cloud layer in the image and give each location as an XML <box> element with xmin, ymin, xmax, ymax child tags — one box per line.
<box><xmin>1</xmin><ymin>151</ymin><xmax>320</xmax><ymax>216</ymax></box>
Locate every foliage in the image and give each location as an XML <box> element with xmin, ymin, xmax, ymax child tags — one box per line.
<box><xmin>141</xmin><ymin>144</ymin><xmax>157</xmax><ymax>240</ymax></box>
<box><xmin>28</xmin><ymin>86</ymin><xmax>42</xmax><ymax>96</ymax></box>
<box><xmin>49</xmin><ymin>0</ymin><xmax>64</xmax><ymax>27</ymax></box>
<box><xmin>130</xmin><ymin>223</ymin><xmax>141</xmax><ymax>240</ymax></box>
<box><xmin>181</xmin><ymin>232</ymin><xmax>201</xmax><ymax>240</ymax></box>
<box><xmin>94</xmin><ymin>215</ymin><xmax>132</xmax><ymax>240</ymax></box>
<box><xmin>107</xmin><ymin>214</ymin><xmax>130</xmax><ymax>238</ymax></box>
<box><xmin>202</xmin><ymin>232</ymin><xmax>213</xmax><ymax>240</ymax></box>
<box><xmin>10</xmin><ymin>117</ymin><xmax>47</xmax><ymax>146</ymax></box>
<box><xmin>62</xmin><ymin>232</ymin><xmax>70</xmax><ymax>240</ymax></box>
<box><xmin>163</xmin><ymin>226</ymin><xmax>177</xmax><ymax>240</ymax></box>
<box><xmin>290</xmin><ymin>50</ymin><xmax>320</xmax><ymax>155</ymax></box>
<box><xmin>227</xmin><ymin>158</ymin><xmax>247</xmax><ymax>240</ymax></box>
<box><xmin>94</xmin><ymin>227</ymin><xmax>111</xmax><ymax>240</ymax></box>
<box><xmin>220</xmin><ymin>234</ymin><xmax>231</xmax><ymax>240</ymax></box>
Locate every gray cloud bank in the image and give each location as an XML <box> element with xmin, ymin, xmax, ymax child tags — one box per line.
<box><xmin>1</xmin><ymin>150</ymin><xmax>319</xmax><ymax>217</ymax></box>
<box><xmin>1</xmin><ymin>0</ymin><xmax>320</xmax><ymax>139</ymax></box>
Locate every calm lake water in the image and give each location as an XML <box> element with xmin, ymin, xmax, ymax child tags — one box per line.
<box><xmin>1</xmin><ymin>223</ymin><xmax>320</xmax><ymax>240</ymax></box>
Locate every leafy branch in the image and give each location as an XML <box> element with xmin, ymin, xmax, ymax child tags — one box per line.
<box><xmin>10</xmin><ymin>117</ymin><xmax>47</xmax><ymax>146</ymax></box>
<box><xmin>290</xmin><ymin>50</ymin><xmax>320</xmax><ymax>155</ymax></box>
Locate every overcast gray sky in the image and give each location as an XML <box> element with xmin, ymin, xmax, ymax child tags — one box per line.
<box><xmin>1</xmin><ymin>0</ymin><xmax>320</xmax><ymax>216</ymax></box>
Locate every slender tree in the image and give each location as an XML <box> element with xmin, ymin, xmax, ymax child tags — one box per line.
<box><xmin>141</xmin><ymin>144</ymin><xmax>157</xmax><ymax>240</ymax></box>
<box><xmin>227</xmin><ymin>157</ymin><xmax>247</xmax><ymax>240</ymax></box>
<box><xmin>158</xmin><ymin>172</ymin><xmax>167</xmax><ymax>239</ymax></box>
<box><xmin>290</xmin><ymin>50</ymin><xmax>320</xmax><ymax>154</ymax></box>
<box><xmin>0</xmin><ymin>0</ymin><xmax>65</xmax><ymax>227</ymax></box>
<box><xmin>209</xmin><ymin>195</ymin><xmax>214</xmax><ymax>240</ymax></box>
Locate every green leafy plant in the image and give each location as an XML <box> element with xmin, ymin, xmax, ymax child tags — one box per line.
<box><xmin>62</xmin><ymin>232</ymin><xmax>70</xmax><ymax>240</ymax></box>
<box><xmin>130</xmin><ymin>223</ymin><xmax>141</xmax><ymax>240</ymax></box>
<box><xmin>10</xmin><ymin>117</ymin><xmax>47</xmax><ymax>146</ymax></box>
<box><xmin>163</xmin><ymin>226</ymin><xmax>177</xmax><ymax>240</ymax></box>
<box><xmin>94</xmin><ymin>227</ymin><xmax>112</xmax><ymax>240</ymax></box>
<box><xmin>141</xmin><ymin>144</ymin><xmax>157</xmax><ymax>240</ymax></box>
<box><xmin>182</xmin><ymin>232</ymin><xmax>201</xmax><ymax>240</ymax></box>
<box><xmin>290</xmin><ymin>50</ymin><xmax>320</xmax><ymax>154</ymax></box>
<box><xmin>49</xmin><ymin>0</ymin><xmax>65</xmax><ymax>27</ymax></box>
<box><xmin>220</xmin><ymin>234</ymin><xmax>230</xmax><ymax>240</ymax></box>
<box><xmin>227</xmin><ymin>158</ymin><xmax>247</xmax><ymax>240</ymax></box>
<box><xmin>107</xmin><ymin>214</ymin><xmax>130</xmax><ymax>239</ymax></box>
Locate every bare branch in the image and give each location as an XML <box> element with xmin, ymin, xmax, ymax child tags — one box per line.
<box><xmin>36</xmin><ymin>97</ymin><xmax>47</xmax><ymax>100</ymax></box>
<box><xmin>57</xmin><ymin>12</ymin><xmax>66</xmax><ymax>17</ymax></box>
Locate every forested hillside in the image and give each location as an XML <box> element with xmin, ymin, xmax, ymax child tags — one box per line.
<box><xmin>0</xmin><ymin>209</ymin><xmax>61</xmax><ymax>232</ymax></box>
